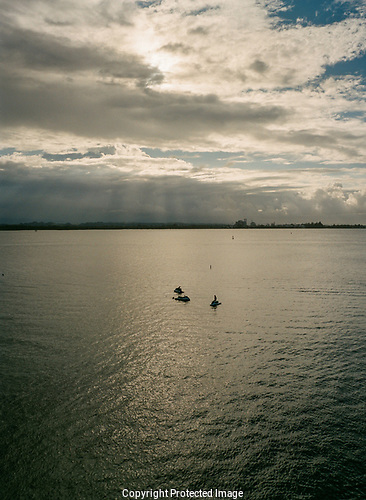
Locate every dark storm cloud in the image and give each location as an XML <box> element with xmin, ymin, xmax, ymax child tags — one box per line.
<box><xmin>0</xmin><ymin>21</ymin><xmax>162</xmax><ymax>82</ymax></box>
<box><xmin>1</xmin><ymin>159</ymin><xmax>365</xmax><ymax>225</ymax></box>
<box><xmin>0</xmin><ymin>12</ymin><xmax>289</xmax><ymax>145</ymax></box>
<box><xmin>1</xmin><ymin>0</ymin><xmax>365</xmax><ymax>227</ymax></box>
<box><xmin>275</xmin><ymin>128</ymin><xmax>363</xmax><ymax>158</ymax></box>
<box><xmin>283</xmin><ymin>130</ymin><xmax>337</xmax><ymax>148</ymax></box>
<box><xmin>0</xmin><ymin>68</ymin><xmax>287</xmax><ymax>143</ymax></box>
<box><xmin>0</xmin><ymin>159</ymin><xmax>240</xmax><ymax>223</ymax></box>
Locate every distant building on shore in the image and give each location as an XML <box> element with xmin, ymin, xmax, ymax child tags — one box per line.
<box><xmin>233</xmin><ymin>218</ymin><xmax>247</xmax><ymax>228</ymax></box>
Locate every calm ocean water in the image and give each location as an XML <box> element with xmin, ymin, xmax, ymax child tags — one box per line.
<box><xmin>0</xmin><ymin>229</ymin><xmax>365</xmax><ymax>500</ymax></box>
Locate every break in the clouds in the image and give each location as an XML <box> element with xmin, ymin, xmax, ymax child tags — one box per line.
<box><xmin>0</xmin><ymin>0</ymin><xmax>365</xmax><ymax>224</ymax></box>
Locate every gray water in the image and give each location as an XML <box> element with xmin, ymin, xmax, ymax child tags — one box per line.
<box><xmin>0</xmin><ymin>229</ymin><xmax>365</xmax><ymax>499</ymax></box>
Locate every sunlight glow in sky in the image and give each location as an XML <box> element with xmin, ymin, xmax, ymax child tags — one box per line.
<box><xmin>1</xmin><ymin>0</ymin><xmax>365</xmax><ymax>224</ymax></box>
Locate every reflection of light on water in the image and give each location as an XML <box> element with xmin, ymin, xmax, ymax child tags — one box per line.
<box><xmin>1</xmin><ymin>229</ymin><xmax>365</xmax><ymax>496</ymax></box>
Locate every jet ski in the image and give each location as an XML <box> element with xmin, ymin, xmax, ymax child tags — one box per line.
<box><xmin>175</xmin><ymin>295</ymin><xmax>190</xmax><ymax>302</ymax></box>
<box><xmin>210</xmin><ymin>295</ymin><xmax>221</xmax><ymax>307</ymax></box>
<box><xmin>210</xmin><ymin>300</ymin><xmax>221</xmax><ymax>307</ymax></box>
<box><xmin>174</xmin><ymin>286</ymin><xmax>184</xmax><ymax>294</ymax></box>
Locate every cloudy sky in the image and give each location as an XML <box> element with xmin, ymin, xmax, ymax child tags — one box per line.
<box><xmin>1</xmin><ymin>0</ymin><xmax>366</xmax><ymax>224</ymax></box>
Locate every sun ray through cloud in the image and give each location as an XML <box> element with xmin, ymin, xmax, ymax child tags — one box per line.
<box><xmin>1</xmin><ymin>0</ymin><xmax>365</xmax><ymax>224</ymax></box>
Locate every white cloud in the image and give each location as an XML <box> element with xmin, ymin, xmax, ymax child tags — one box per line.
<box><xmin>0</xmin><ymin>0</ymin><xmax>365</xmax><ymax>223</ymax></box>
<box><xmin>1</xmin><ymin>152</ymin><xmax>365</xmax><ymax>224</ymax></box>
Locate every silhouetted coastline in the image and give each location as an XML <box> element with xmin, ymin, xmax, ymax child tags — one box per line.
<box><xmin>0</xmin><ymin>221</ymin><xmax>365</xmax><ymax>230</ymax></box>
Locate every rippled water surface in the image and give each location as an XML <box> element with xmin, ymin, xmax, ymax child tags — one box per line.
<box><xmin>0</xmin><ymin>229</ymin><xmax>365</xmax><ymax>499</ymax></box>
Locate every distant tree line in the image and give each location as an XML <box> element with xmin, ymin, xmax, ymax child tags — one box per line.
<box><xmin>0</xmin><ymin>220</ymin><xmax>365</xmax><ymax>230</ymax></box>
<box><xmin>0</xmin><ymin>221</ymin><xmax>232</xmax><ymax>230</ymax></box>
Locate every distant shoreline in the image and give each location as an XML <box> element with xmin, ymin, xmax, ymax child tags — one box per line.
<box><xmin>0</xmin><ymin>222</ymin><xmax>365</xmax><ymax>230</ymax></box>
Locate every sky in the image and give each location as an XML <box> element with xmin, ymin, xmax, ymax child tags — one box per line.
<box><xmin>1</xmin><ymin>0</ymin><xmax>366</xmax><ymax>225</ymax></box>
